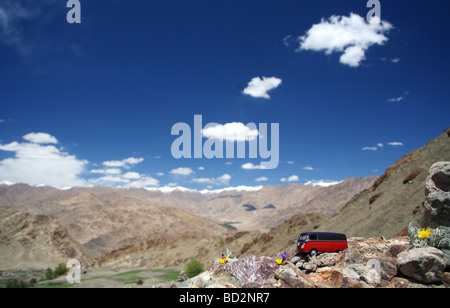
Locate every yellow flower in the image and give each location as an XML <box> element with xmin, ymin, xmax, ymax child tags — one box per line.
<box><xmin>219</xmin><ymin>256</ymin><xmax>228</xmax><ymax>264</ymax></box>
<box><xmin>276</xmin><ymin>259</ymin><xmax>283</xmax><ymax>265</ymax></box>
<box><xmin>418</xmin><ymin>228</ymin><xmax>431</xmax><ymax>239</ymax></box>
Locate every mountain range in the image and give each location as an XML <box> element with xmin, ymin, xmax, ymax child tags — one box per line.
<box><xmin>0</xmin><ymin>128</ymin><xmax>448</xmax><ymax>270</ymax></box>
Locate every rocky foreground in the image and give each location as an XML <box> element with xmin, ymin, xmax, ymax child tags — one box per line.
<box><xmin>160</xmin><ymin>237</ymin><xmax>449</xmax><ymax>288</ymax></box>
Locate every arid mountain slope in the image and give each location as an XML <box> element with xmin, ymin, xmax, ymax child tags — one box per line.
<box><xmin>0</xmin><ymin>187</ymin><xmax>228</xmax><ymax>257</ymax></box>
<box><xmin>108</xmin><ymin>178</ymin><xmax>375</xmax><ymax>232</ymax></box>
<box><xmin>317</xmin><ymin>128</ymin><xmax>450</xmax><ymax>238</ymax></box>
<box><xmin>96</xmin><ymin>213</ymin><xmax>329</xmax><ymax>270</ymax></box>
<box><xmin>0</xmin><ymin>207</ymin><xmax>92</xmax><ymax>269</ymax></box>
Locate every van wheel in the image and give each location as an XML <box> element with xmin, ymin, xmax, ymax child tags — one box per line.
<box><xmin>310</xmin><ymin>249</ymin><xmax>318</xmax><ymax>257</ymax></box>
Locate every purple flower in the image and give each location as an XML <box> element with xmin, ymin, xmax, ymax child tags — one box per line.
<box><xmin>281</xmin><ymin>252</ymin><xmax>288</xmax><ymax>260</ymax></box>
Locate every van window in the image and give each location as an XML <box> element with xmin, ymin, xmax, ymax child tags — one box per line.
<box><xmin>309</xmin><ymin>234</ymin><xmax>317</xmax><ymax>240</ymax></box>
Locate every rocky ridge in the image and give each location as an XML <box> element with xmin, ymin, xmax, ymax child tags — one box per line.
<box><xmin>173</xmin><ymin>237</ymin><xmax>449</xmax><ymax>288</ymax></box>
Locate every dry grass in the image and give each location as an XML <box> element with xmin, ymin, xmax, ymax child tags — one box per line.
<box><xmin>403</xmin><ymin>168</ymin><xmax>421</xmax><ymax>184</ymax></box>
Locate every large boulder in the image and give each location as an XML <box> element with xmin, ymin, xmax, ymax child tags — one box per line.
<box><xmin>423</xmin><ymin>162</ymin><xmax>450</xmax><ymax>268</ymax></box>
<box><xmin>397</xmin><ymin>247</ymin><xmax>445</xmax><ymax>283</ymax></box>
<box><xmin>221</xmin><ymin>256</ymin><xmax>279</xmax><ymax>285</ymax></box>
<box><xmin>424</xmin><ymin>162</ymin><xmax>450</xmax><ymax>229</ymax></box>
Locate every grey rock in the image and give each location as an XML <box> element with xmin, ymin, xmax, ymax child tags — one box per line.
<box><xmin>274</xmin><ymin>263</ymin><xmax>313</xmax><ymax>288</ymax></box>
<box><xmin>424</xmin><ymin>162</ymin><xmax>450</xmax><ymax>229</ymax></box>
<box><xmin>221</xmin><ymin>256</ymin><xmax>279</xmax><ymax>285</ymax></box>
<box><xmin>397</xmin><ymin>247</ymin><xmax>445</xmax><ymax>283</ymax></box>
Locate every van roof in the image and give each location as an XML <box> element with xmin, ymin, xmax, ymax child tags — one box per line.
<box><xmin>300</xmin><ymin>232</ymin><xmax>346</xmax><ymax>236</ymax></box>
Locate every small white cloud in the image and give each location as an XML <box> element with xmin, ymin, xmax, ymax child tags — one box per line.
<box><xmin>89</xmin><ymin>168</ymin><xmax>121</xmax><ymax>175</ymax></box>
<box><xmin>103</xmin><ymin>157</ymin><xmax>144</xmax><ymax>168</ymax></box>
<box><xmin>391</xmin><ymin>58</ymin><xmax>401</xmax><ymax>63</ymax></box>
<box><xmin>287</xmin><ymin>161</ymin><xmax>295</xmax><ymax>165</ymax></box>
<box><xmin>192</xmin><ymin>174</ymin><xmax>231</xmax><ymax>186</ymax></box>
<box><xmin>387</xmin><ymin>96</ymin><xmax>404</xmax><ymax>103</ymax></box>
<box><xmin>123</xmin><ymin>157</ymin><xmax>144</xmax><ymax>165</ymax></box>
<box><xmin>123</xmin><ymin>172</ymin><xmax>141</xmax><ymax>180</ymax></box>
<box><xmin>281</xmin><ymin>175</ymin><xmax>299</xmax><ymax>183</ymax></box>
<box><xmin>0</xmin><ymin>119</ymin><xmax>4</xmax><ymax>123</ymax></box>
<box><xmin>170</xmin><ymin>167</ymin><xmax>194</xmax><ymax>176</ymax></box>
<box><xmin>298</xmin><ymin>13</ymin><xmax>393</xmax><ymax>67</ymax></box>
<box><xmin>255</xmin><ymin>176</ymin><xmax>269</xmax><ymax>182</ymax></box>
<box><xmin>387</xmin><ymin>142</ymin><xmax>404</xmax><ymax>147</ymax></box>
<box><xmin>243</xmin><ymin>76</ymin><xmax>282</xmax><ymax>99</ymax></box>
<box><xmin>156</xmin><ymin>172</ymin><xmax>165</xmax><ymax>176</ymax></box>
<box><xmin>362</xmin><ymin>146</ymin><xmax>378</xmax><ymax>151</ymax></box>
<box><xmin>124</xmin><ymin>176</ymin><xmax>159</xmax><ymax>188</ymax></box>
<box><xmin>198</xmin><ymin>166</ymin><xmax>205</xmax><ymax>171</ymax></box>
<box><xmin>23</xmin><ymin>132</ymin><xmax>58</xmax><ymax>144</ymax></box>
<box><xmin>305</xmin><ymin>180</ymin><xmax>342</xmax><ymax>187</ymax></box>
<box><xmin>202</xmin><ymin>122</ymin><xmax>258</xmax><ymax>142</ymax></box>
<box><xmin>241</xmin><ymin>163</ymin><xmax>267</xmax><ymax>170</ymax></box>
<box><xmin>377</xmin><ymin>143</ymin><xmax>384</xmax><ymax>148</ymax></box>
<box><xmin>283</xmin><ymin>35</ymin><xmax>293</xmax><ymax>47</ymax></box>
<box><xmin>99</xmin><ymin>176</ymin><xmax>130</xmax><ymax>184</ymax></box>
<box><xmin>302</xmin><ymin>166</ymin><xmax>315</xmax><ymax>171</ymax></box>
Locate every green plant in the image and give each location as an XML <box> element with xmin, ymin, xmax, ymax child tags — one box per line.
<box><xmin>43</xmin><ymin>264</ymin><xmax>69</xmax><ymax>281</ymax></box>
<box><xmin>45</xmin><ymin>268</ymin><xmax>54</xmax><ymax>281</ymax></box>
<box><xmin>185</xmin><ymin>259</ymin><xmax>204</xmax><ymax>278</ymax></box>
<box><xmin>53</xmin><ymin>264</ymin><xmax>69</xmax><ymax>278</ymax></box>
<box><xmin>408</xmin><ymin>222</ymin><xmax>442</xmax><ymax>248</ymax></box>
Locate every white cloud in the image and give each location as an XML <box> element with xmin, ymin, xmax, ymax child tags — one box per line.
<box><xmin>198</xmin><ymin>166</ymin><xmax>205</xmax><ymax>171</ymax></box>
<box><xmin>0</xmin><ymin>134</ymin><xmax>87</xmax><ymax>188</ymax></box>
<box><xmin>387</xmin><ymin>142</ymin><xmax>404</xmax><ymax>147</ymax></box>
<box><xmin>156</xmin><ymin>172</ymin><xmax>165</xmax><ymax>176</ymax></box>
<box><xmin>243</xmin><ymin>76</ymin><xmax>282</xmax><ymax>99</ymax></box>
<box><xmin>241</xmin><ymin>163</ymin><xmax>267</xmax><ymax>170</ymax></box>
<box><xmin>0</xmin><ymin>119</ymin><xmax>4</xmax><ymax>123</ymax></box>
<box><xmin>281</xmin><ymin>175</ymin><xmax>299</xmax><ymax>183</ymax></box>
<box><xmin>298</xmin><ymin>13</ymin><xmax>393</xmax><ymax>67</ymax></box>
<box><xmin>23</xmin><ymin>132</ymin><xmax>58</xmax><ymax>144</ymax></box>
<box><xmin>123</xmin><ymin>157</ymin><xmax>144</xmax><ymax>165</ymax></box>
<box><xmin>0</xmin><ymin>132</ymin><xmax>160</xmax><ymax>189</ymax></box>
<box><xmin>123</xmin><ymin>172</ymin><xmax>141</xmax><ymax>180</ymax></box>
<box><xmin>98</xmin><ymin>176</ymin><xmax>130</xmax><ymax>184</ymax></box>
<box><xmin>305</xmin><ymin>180</ymin><xmax>342</xmax><ymax>187</ymax></box>
<box><xmin>391</xmin><ymin>58</ymin><xmax>401</xmax><ymax>63</ymax></box>
<box><xmin>283</xmin><ymin>35</ymin><xmax>293</xmax><ymax>47</ymax></box>
<box><xmin>92</xmin><ymin>173</ymin><xmax>159</xmax><ymax>188</ymax></box>
<box><xmin>170</xmin><ymin>167</ymin><xmax>194</xmax><ymax>176</ymax></box>
<box><xmin>90</xmin><ymin>168</ymin><xmax>122</xmax><ymax>175</ymax></box>
<box><xmin>363</xmin><ymin>141</ymin><xmax>403</xmax><ymax>151</ymax></box>
<box><xmin>202</xmin><ymin>122</ymin><xmax>259</xmax><ymax>142</ymax></box>
<box><xmin>302</xmin><ymin>166</ymin><xmax>315</xmax><ymax>171</ymax></box>
<box><xmin>192</xmin><ymin>174</ymin><xmax>231</xmax><ymax>186</ymax></box>
<box><xmin>124</xmin><ymin>176</ymin><xmax>159</xmax><ymax>188</ymax></box>
<box><xmin>387</xmin><ymin>96</ymin><xmax>404</xmax><ymax>103</ymax></box>
<box><xmin>255</xmin><ymin>176</ymin><xmax>269</xmax><ymax>182</ymax></box>
<box><xmin>0</xmin><ymin>1</ymin><xmax>39</xmax><ymax>55</ymax></box>
<box><xmin>103</xmin><ymin>157</ymin><xmax>144</xmax><ymax>168</ymax></box>
<box><xmin>287</xmin><ymin>161</ymin><xmax>295</xmax><ymax>165</ymax></box>
<box><xmin>362</xmin><ymin>146</ymin><xmax>378</xmax><ymax>151</ymax></box>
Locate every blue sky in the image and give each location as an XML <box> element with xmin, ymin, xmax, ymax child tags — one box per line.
<box><xmin>0</xmin><ymin>0</ymin><xmax>449</xmax><ymax>190</ymax></box>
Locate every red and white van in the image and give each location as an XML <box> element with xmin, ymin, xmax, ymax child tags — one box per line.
<box><xmin>297</xmin><ymin>232</ymin><xmax>348</xmax><ymax>256</ymax></box>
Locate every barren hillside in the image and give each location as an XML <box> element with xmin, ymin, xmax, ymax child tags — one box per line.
<box><xmin>317</xmin><ymin>128</ymin><xmax>450</xmax><ymax>238</ymax></box>
<box><xmin>0</xmin><ymin>207</ymin><xmax>92</xmax><ymax>269</ymax></box>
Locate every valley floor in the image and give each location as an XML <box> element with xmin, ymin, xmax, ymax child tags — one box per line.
<box><xmin>0</xmin><ymin>267</ymin><xmax>180</xmax><ymax>288</ymax></box>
